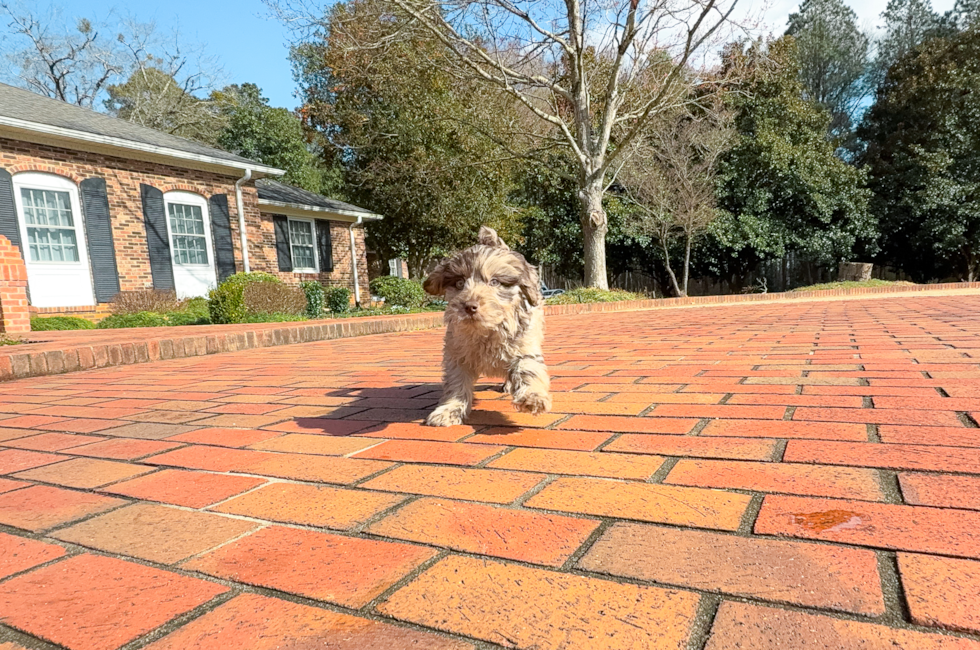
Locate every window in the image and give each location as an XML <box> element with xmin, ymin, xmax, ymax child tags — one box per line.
<box><xmin>288</xmin><ymin>218</ymin><xmax>317</xmax><ymax>271</ymax></box>
<box><xmin>168</xmin><ymin>202</ymin><xmax>209</xmax><ymax>265</ymax></box>
<box><xmin>20</xmin><ymin>187</ymin><xmax>80</xmax><ymax>263</ymax></box>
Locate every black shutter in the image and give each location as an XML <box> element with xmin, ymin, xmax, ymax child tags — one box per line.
<box><xmin>0</xmin><ymin>168</ymin><xmax>20</xmax><ymax>249</ymax></box>
<box><xmin>80</xmin><ymin>177</ymin><xmax>121</xmax><ymax>302</ymax></box>
<box><xmin>273</xmin><ymin>215</ymin><xmax>292</xmax><ymax>272</ymax></box>
<box><xmin>140</xmin><ymin>184</ymin><xmax>175</xmax><ymax>290</ymax></box>
<box><xmin>316</xmin><ymin>220</ymin><xmax>333</xmax><ymax>272</ymax></box>
<box><xmin>209</xmin><ymin>194</ymin><xmax>236</xmax><ymax>281</ymax></box>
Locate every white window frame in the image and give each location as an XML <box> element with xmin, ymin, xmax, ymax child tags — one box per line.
<box><xmin>287</xmin><ymin>217</ymin><xmax>319</xmax><ymax>273</ymax></box>
<box><xmin>12</xmin><ymin>172</ymin><xmax>85</xmax><ymax>266</ymax></box>
<box><xmin>163</xmin><ymin>191</ymin><xmax>213</xmax><ymax>268</ymax></box>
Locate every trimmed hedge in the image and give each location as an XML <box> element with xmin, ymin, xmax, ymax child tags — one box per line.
<box><xmin>370</xmin><ymin>276</ymin><xmax>426</xmax><ymax>308</ymax></box>
<box><xmin>208</xmin><ymin>272</ymin><xmax>281</xmax><ymax>324</ymax></box>
<box><xmin>30</xmin><ymin>316</ymin><xmax>95</xmax><ymax>331</ymax></box>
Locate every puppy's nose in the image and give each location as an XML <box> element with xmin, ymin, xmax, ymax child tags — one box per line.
<box><xmin>464</xmin><ymin>301</ymin><xmax>479</xmax><ymax>315</ymax></box>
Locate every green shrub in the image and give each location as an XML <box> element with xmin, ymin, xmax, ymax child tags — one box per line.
<box><xmin>324</xmin><ymin>287</ymin><xmax>352</xmax><ymax>313</ymax></box>
<box><xmin>30</xmin><ymin>316</ymin><xmax>95</xmax><ymax>331</ymax></box>
<box><xmin>242</xmin><ymin>312</ymin><xmax>308</xmax><ymax>323</ymax></box>
<box><xmin>370</xmin><ymin>276</ymin><xmax>426</xmax><ymax>308</ymax></box>
<box><xmin>208</xmin><ymin>272</ymin><xmax>281</xmax><ymax>324</ymax></box>
<box><xmin>164</xmin><ymin>311</ymin><xmax>209</xmax><ymax>326</ymax></box>
<box><xmin>301</xmin><ymin>281</ymin><xmax>325</xmax><ymax>317</ymax></box>
<box><xmin>545</xmin><ymin>288</ymin><xmax>645</xmax><ymax>305</ymax></box>
<box><xmin>97</xmin><ymin>311</ymin><xmax>169</xmax><ymax>329</ymax></box>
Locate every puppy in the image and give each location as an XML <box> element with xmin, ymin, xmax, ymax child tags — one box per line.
<box><xmin>422</xmin><ymin>226</ymin><xmax>552</xmax><ymax>427</ymax></box>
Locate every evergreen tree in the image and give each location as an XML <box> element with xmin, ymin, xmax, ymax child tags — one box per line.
<box><xmin>869</xmin><ymin>0</ymin><xmax>942</xmax><ymax>88</ymax></box>
<box><xmin>786</xmin><ymin>0</ymin><xmax>870</xmax><ymax>136</ymax></box>
<box><xmin>216</xmin><ymin>84</ymin><xmax>341</xmax><ymax>196</ymax></box>
<box><xmin>706</xmin><ymin>37</ymin><xmax>875</xmax><ymax>289</ymax></box>
<box><xmin>859</xmin><ymin>28</ymin><xmax>980</xmax><ymax>281</ymax></box>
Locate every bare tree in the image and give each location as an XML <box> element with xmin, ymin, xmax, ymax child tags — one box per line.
<box><xmin>621</xmin><ymin>99</ymin><xmax>733</xmax><ymax>296</ymax></box>
<box><xmin>1</xmin><ymin>3</ymin><xmax>224</xmax><ymax>134</ymax></box>
<box><xmin>268</xmin><ymin>0</ymin><xmax>750</xmax><ymax>288</ymax></box>
<box><xmin>0</xmin><ymin>2</ymin><xmax>124</xmax><ymax>107</ymax></box>
<box><xmin>105</xmin><ymin>22</ymin><xmax>226</xmax><ymax>143</ymax></box>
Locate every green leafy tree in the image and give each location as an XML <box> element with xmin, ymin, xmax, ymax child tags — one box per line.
<box><xmin>290</xmin><ymin>0</ymin><xmax>515</xmax><ymax>278</ymax></box>
<box><xmin>858</xmin><ymin>27</ymin><xmax>980</xmax><ymax>281</ymax></box>
<box><xmin>216</xmin><ymin>83</ymin><xmax>340</xmax><ymax>195</ymax></box>
<box><xmin>707</xmin><ymin>37</ymin><xmax>875</xmax><ymax>290</ymax></box>
<box><xmin>786</xmin><ymin>0</ymin><xmax>870</xmax><ymax>136</ymax></box>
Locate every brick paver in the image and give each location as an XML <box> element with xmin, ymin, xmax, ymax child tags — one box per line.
<box><xmin>0</xmin><ymin>294</ymin><xmax>977</xmax><ymax>648</ymax></box>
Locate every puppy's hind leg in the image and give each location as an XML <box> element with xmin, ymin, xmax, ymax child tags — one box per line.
<box><xmin>426</xmin><ymin>361</ymin><xmax>476</xmax><ymax>427</ymax></box>
<box><xmin>508</xmin><ymin>356</ymin><xmax>552</xmax><ymax>415</ymax></box>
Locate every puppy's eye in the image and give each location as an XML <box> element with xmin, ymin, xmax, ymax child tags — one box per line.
<box><xmin>489</xmin><ymin>278</ymin><xmax>500</xmax><ymax>287</ymax></box>
<box><xmin>455</xmin><ymin>279</ymin><xmax>465</xmax><ymax>289</ymax></box>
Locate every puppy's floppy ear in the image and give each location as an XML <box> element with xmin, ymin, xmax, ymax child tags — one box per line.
<box><xmin>516</xmin><ymin>255</ymin><xmax>543</xmax><ymax>307</ymax></box>
<box><xmin>423</xmin><ymin>262</ymin><xmax>449</xmax><ymax>296</ymax></box>
<box><xmin>477</xmin><ymin>226</ymin><xmax>509</xmax><ymax>250</ymax></box>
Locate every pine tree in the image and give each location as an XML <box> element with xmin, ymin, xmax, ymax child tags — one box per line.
<box><xmin>786</xmin><ymin>0</ymin><xmax>870</xmax><ymax>136</ymax></box>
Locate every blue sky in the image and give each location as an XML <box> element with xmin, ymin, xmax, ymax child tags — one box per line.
<box><xmin>53</xmin><ymin>0</ymin><xmax>959</xmax><ymax>111</ymax></box>
<box><xmin>60</xmin><ymin>0</ymin><xmax>300</xmax><ymax>109</ymax></box>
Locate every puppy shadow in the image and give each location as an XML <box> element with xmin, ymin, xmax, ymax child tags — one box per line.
<box><xmin>280</xmin><ymin>383</ymin><xmax>531</xmax><ymax>436</ymax></box>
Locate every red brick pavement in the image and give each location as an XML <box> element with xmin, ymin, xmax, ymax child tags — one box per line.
<box><xmin>0</xmin><ymin>294</ymin><xmax>976</xmax><ymax>649</ymax></box>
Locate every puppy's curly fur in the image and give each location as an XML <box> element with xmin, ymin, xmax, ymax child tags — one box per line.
<box><xmin>422</xmin><ymin>226</ymin><xmax>552</xmax><ymax>427</ymax></box>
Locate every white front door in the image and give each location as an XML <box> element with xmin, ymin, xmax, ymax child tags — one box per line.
<box><xmin>13</xmin><ymin>173</ymin><xmax>96</xmax><ymax>308</ymax></box>
<box><xmin>163</xmin><ymin>191</ymin><xmax>217</xmax><ymax>299</ymax></box>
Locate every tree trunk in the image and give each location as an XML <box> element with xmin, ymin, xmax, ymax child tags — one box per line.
<box><xmin>579</xmin><ymin>183</ymin><xmax>609</xmax><ymax>290</ymax></box>
<box><xmin>660</xmin><ymin>237</ymin><xmax>685</xmax><ymax>298</ymax></box>
<box><xmin>681</xmin><ymin>232</ymin><xmax>692</xmax><ymax>297</ymax></box>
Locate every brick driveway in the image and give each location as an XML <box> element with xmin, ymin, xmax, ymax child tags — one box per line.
<box><xmin>0</xmin><ymin>294</ymin><xmax>977</xmax><ymax>649</ymax></box>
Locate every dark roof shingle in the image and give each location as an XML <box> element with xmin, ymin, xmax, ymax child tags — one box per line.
<box><xmin>0</xmin><ymin>83</ymin><xmax>275</xmax><ymax>171</ymax></box>
<box><xmin>255</xmin><ymin>179</ymin><xmax>379</xmax><ymax>217</ymax></box>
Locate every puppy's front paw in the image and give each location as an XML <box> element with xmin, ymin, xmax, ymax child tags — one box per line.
<box><xmin>513</xmin><ymin>391</ymin><xmax>552</xmax><ymax>415</ymax></box>
<box><xmin>426</xmin><ymin>405</ymin><xmax>465</xmax><ymax>427</ymax></box>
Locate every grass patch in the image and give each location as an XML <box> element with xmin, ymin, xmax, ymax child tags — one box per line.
<box><xmin>792</xmin><ymin>280</ymin><xmax>913</xmax><ymax>292</ymax></box>
<box><xmin>545</xmin><ymin>288</ymin><xmax>646</xmax><ymax>305</ymax></box>
<box><xmin>330</xmin><ymin>304</ymin><xmax>445</xmax><ymax>318</ymax></box>
<box><xmin>0</xmin><ymin>336</ymin><xmax>27</xmax><ymax>346</ymax></box>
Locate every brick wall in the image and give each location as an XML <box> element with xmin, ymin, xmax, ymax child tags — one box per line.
<box><xmin>0</xmin><ymin>235</ymin><xmax>29</xmax><ymax>335</ymax></box>
<box><xmin>257</xmin><ymin>215</ymin><xmax>370</xmax><ymax>301</ymax></box>
<box><xmin>0</xmin><ymin>137</ymin><xmax>370</xmax><ymax>306</ymax></box>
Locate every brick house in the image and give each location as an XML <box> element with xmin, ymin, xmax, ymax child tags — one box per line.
<box><xmin>0</xmin><ymin>83</ymin><xmax>380</xmax><ymax>320</ymax></box>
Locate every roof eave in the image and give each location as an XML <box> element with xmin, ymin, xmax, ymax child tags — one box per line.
<box><xmin>258</xmin><ymin>198</ymin><xmax>382</xmax><ymax>222</ymax></box>
<box><xmin>0</xmin><ymin>116</ymin><xmax>285</xmax><ymax>177</ymax></box>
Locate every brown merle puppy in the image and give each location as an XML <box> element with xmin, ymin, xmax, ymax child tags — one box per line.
<box><xmin>422</xmin><ymin>226</ymin><xmax>551</xmax><ymax>427</ymax></box>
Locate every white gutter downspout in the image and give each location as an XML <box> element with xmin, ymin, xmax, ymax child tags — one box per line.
<box><xmin>349</xmin><ymin>216</ymin><xmax>363</xmax><ymax>306</ymax></box>
<box><xmin>235</xmin><ymin>169</ymin><xmax>252</xmax><ymax>272</ymax></box>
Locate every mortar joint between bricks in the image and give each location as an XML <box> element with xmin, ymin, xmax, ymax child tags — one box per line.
<box><xmin>647</xmin><ymin>457</ymin><xmax>680</xmax><ymax>484</ymax></box>
<box><xmin>359</xmin><ymin>548</ymin><xmax>450</xmax><ymax>616</ymax></box>
<box><xmin>876</xmin><ymin>550</ymin><xmax>913</xmax><ymax>627</ymax></box>
<box><xmin>559</xmin><ymin>518</ymin><xmax>613</xmax><ymax>572</ymax></box>
<box><xmin>685</xmin><ymin>594</ymin><xmax>722</xmax><ymax>650</ymax></box>
<box><xmin>510</xmin><ymin>474</ymin><xmax>559</xmax><ymax>507</ymax></box>
<box><xmin>959</xmin><ymin>412</ymin><xmax>979</xmax><ymax>428</ymax></box>
<box><xmin>783</xmin><ymin>406</ymin><xmax>796</xmax><ymax>421</ymax></box>
<box><xmin>735</xmin><ymin>493</ymin><xmax>766</xmax><ymax>536</ymax></box>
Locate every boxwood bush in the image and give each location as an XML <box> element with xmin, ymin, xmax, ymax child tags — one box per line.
<box><xmin>96</xmin><ymin>311</ymin><xmax>169</xmax><ymax>329</ymax></box>
<box><xmin>30</xmin><ymin>316</ymin><xmax>95</xmax><ymax>331</ymax></box>
<box><xmin>301</xmin><ymin>280</ymin><xmax>325</xmax><ymax>318</ymax></box>
<box><xmin>208</xmin><ymin>272</ymin><xmax>281</xmax><ymax>324</ymax></box>
<box><xmin>324</xmin><ymin>287</ymin><xmax>352</xmax><ymax>313</ymax></box>
<box><xmin>370</xmin><ymin>276</ymin><xmax>426</xmax><ymax>308</ymax></box>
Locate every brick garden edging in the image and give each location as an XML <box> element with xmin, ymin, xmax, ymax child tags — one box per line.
<box><xmin>3</xmin><ymin>280</ymin><xmax>979</xmax><ymax>382</ymax></box>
